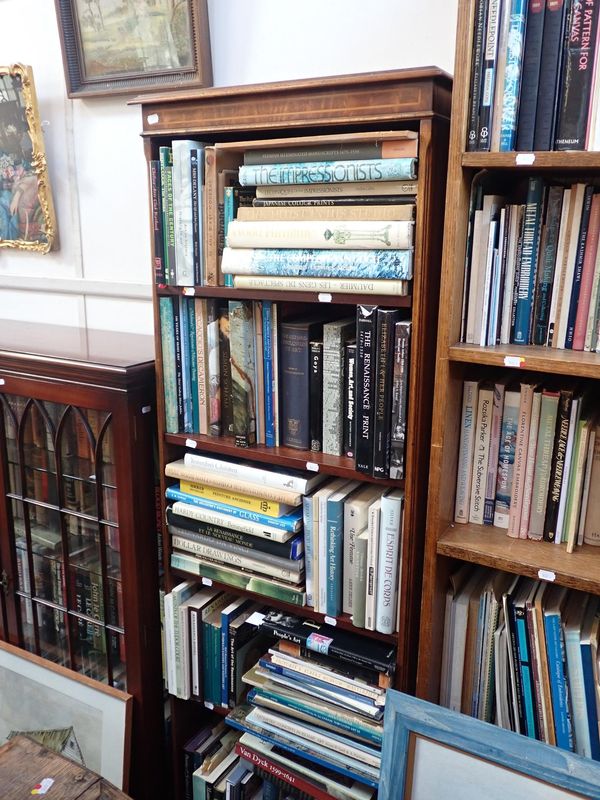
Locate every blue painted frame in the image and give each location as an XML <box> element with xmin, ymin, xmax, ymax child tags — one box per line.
<box><xmin>380</xmin><ymin>692</ymin><xmax>600</xmax><ymax>800</ymax></box>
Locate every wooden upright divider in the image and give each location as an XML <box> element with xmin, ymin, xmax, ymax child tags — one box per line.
<box><xmin>133</xmin><ymin>68</ymin><xmax>451</xmax><ymax>799</ymax></box>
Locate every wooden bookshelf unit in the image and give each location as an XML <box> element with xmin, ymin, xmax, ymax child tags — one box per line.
<box><xmin>135</xmin><ymin>68</ymin><xmax>451</xmax><ymax>799</ymax></box>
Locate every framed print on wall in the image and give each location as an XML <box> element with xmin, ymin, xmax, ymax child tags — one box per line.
<box><xmin>0</xmin><ymin>64</ymin><xmax>57</xmax><ymax>253</ymax></box>
<box><xmin>54</xmin><ymin>0</ymin><xmax>213</xmax><ymax>98</ymax></box>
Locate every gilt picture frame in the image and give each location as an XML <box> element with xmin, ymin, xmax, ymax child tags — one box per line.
<box><xmin>54</xmin><ymin>0</ymin><xmax>213</xmax><ymax>98</ymax></box>
<box><xmin>0</xmin><ymin>641</ymin><xmax>132</xmax><ymax>790</ymax></box>
<box><xmin>380</xmin><ymin>691</ymin><xmax>600</xmax><ymax>800</ymax></box>
<box><xmin>0</xmin><ymin>64</ymin><xmax>57</xmax><ymax>253</ymax></box>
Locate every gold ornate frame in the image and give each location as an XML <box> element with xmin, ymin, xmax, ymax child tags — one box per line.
<box><xmin>0</xmin><ymin>64</ymin><xmax>57</xmax><ymax>253</ymax></box>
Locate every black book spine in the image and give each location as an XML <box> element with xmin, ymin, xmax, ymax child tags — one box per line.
<box><xmin>389</xmin><ymin>321</ymin><xmax>411</xmax><ymax>480</ymax></box>
<box><xmin>533</xmin><ymin>0</ymin><xmax>571</xmax><ymax>150</ymax></box>
<box><xmin>172</xmin><ymin>297</ymin><xmax>185</xmax><ymax>431</ymax></box>
<box><xmin>467</xmin><ymin>0</ymin><xmax>490</xmax><ymax>150</ymax></box>
<box><xmin>149</xmin><ymin>160</ymin><xmax>165</xmax><ymax>283</ymax></box>
<box><xmin>372</xmin><ymin>309</ymin><xmax>400</xmax><ymax>478</ymax></box>
<box><xmin>565</xmin><ymin>185</ymin><xmax>594</xmax><ymax>347</ymax></box>
<box><xmin>514</xmin><ymin>601</ymin><xmax>540</xmax><ymax>739</ymax></box>
<box><xmin>543</xmin><ymin>388</ymin><xmax>574</xmax><ymax>542</ymax></box>
<box><xmin>252</xmin><ymin>195</ymin><xmax>415</xmax><ymax>207</ymax></box>
<box><xmin>506</xmin><ymin>592</ymin><xmax>527</xmax><ymax>734</ymax></box>
<box><xmin>533</xmin><ymin>186</ymin><xmax>564</xmax><ymax>344</ymax></box>
<box><xmin>477</xmin><ymin>0</ymin><xmax>502</xmax><ymax>151</ymax></box>
<box><xmin>190</xmin><ymin>150</ymin><xmax>201</xmax><ymax>285</ymax></box>
<box><xmin>189</xmin><ymin>606</ymin><xmax>203</xmax><ymax>703</ymax></box>
<box><xmin>510</xmin><ymin>209</ymin><xmax>526</xmax><ymax>343</ymax></box>
<box><xmin>218</xmin><ymin>304</ymin><xmax>234</xmax><ymax>436</ymax></box>
<box><xmin>309</xmin><ymin>340</ymin><xmax>323</xmax><ymax>452</ymax></box>
<box><xmin>355</xmin><ymin>305</ymin><xmax>377</xmax><ymax>474</ymax></box>
<box><xmin>516</xmin><ymin>0</ymin><xmax>547</xmax><ymax>151</ymax></box>
<box><xmin>343</xmin><ymin>342</ymin><xmax>356</xmax><ymax>458</ymax></box>
<box><xmin>281</xmin><ymin>324</ymin><xmax>312</xmax><ymax>450</ymax></box>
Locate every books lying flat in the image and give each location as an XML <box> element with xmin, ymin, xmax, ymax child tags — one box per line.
<box><xmin>171</xmin><ymin>551</ymin><xmax>306</xmax><ymax>606</ymax></box>
<box><xmin>238</xmin><ymin>158</ymin><xmax>418</xmax><ymax>186</ymax></box>
<box><xmin>232</xmin><ymin>275</ymin><xmax>410</xmax><ymax>296</ymax></box>
<box><xmin>171</xmin><ymin>500</ymin><xmax>298</xmax><ymax>543</ymax></box>
<box><xmin>254</xmin><ymin>180</ymin><xmax>418</xmax><ymax>198</ymax></box>
<box><xmin>236</xmin><ymin>204</ymin><xmax>414</xmax><ymax>221</ymax></box>
<box><xmin>226</xmin><ymin>220</ymin><xmax>414</xmax><ymax>250</ymax></box>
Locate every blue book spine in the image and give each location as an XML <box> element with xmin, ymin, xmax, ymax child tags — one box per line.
<box><xmin>326</xmin><ymin>495</ymin><xmax>345</xmax><ymax>617</ymax></box>
<box><xmin>262</xmin><ymin>301</ymin><xmax>275</xmax><ymax>447</ymax></box>
<box><xmin>565</xmin><ymin>185</ymin><xmax>594</xmax><ymax>348</ymax></box>
<box><xmin>302</xmin><ymin>495</ymin><xmax>314</xmax><ymax>608</ymax></box>
<box><xmin>513</xmin><ymin>177</ymin><xmax>545</xmax><ymax>344</ymax></box>
<box><xmin>222</xmin><ymin>248</ymin><xmax>413</xmax><ymax>280</ymax></box>
<box><xmin>238</xmin><ymin>157</ymin><xmax>417</xmax><ymax>186</ymax></box>
<box><xmin>515</xmin><ymin>607</ymin><xmax>538</xmax><ymax>738</ymax></box>
<box><xmin>221</xmin><ymin>600</ymin><xmax>252</xmax><ymax>707</ymax></box>
<box><xmin>211</xmin><ymin>624</ymin><xmax>222</xmax><ymax>705</ymax></box>
<box><xmin>262</xmin><ymin>778</ymin><xmax>279</xmax><ymax>800</ymax></box>
<box><xmin>159</xmin><ymin>297</ymin><xmax>179</xmax><ymax>434</ymax></box>
<box><xmin>258</xmin><ymin>659</ymin><xmax>377</xmax><ymax>707</ymax></box>
<box><xmin>580</xmin><ymin>641</ymin><xmax>600</xmax><ymax>760</ymax></box>
<box><xmin>544</xmin><ymin>612</ymin><xmax>575</xmax><ymax>751</ymax></box>
<box><xmin>179</xmin><ymin>297</ymin><xmax>193</xmax><ymax>434</ymax></box>
<box><xmin>202</xmin><ymin>618</ymin><xmax>212</xmax><ymax>704</ymax></box>
<box><xmin>165</xmin><ymin>485</ymin><xmax>302</xmax><ymax>531</ymax></box>
<box><xmin>187</xmin><ymin>298</ymin><xmax>200</xmax><ymax>433</ymax></box>
<box><xmin>499</xmin><ymin>0</ymin><xmax>528</xmax><ymax>151</ymax></box>
<box><xmin>223</xmin><ymin>185</ymin><xmax>235</xmax><ymax>288</ymax></box>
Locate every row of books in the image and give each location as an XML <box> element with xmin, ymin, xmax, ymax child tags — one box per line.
<box><xmin>150</xmin><ymin>134</ymin><xmax>419</xmax><ymax>289</ymax></box>
<box><xmin>165</xmin><ymin>453</ymin><xmax>404</xmax><ymax>631</ymax></box>
<box><xmin>441</xmin><ymin>565</ymin><xmax>600</xmax><ymax>757</ymax></box>
<box><xmin>466</xmin><ymin>0</ymin><xmax>600</xmax><ymax>151</ymax></box>
<box><xmin>455</xmin><ymin>377</ymin><xmax>600</xmax><ymax>550</ymax></box>
<box><xmin>462</xmin><ymin>178</ymin><xmax>600</xmax><ymax>350</ymax></box>
<box><xmin>159</xmin><ymin>297</ymin><xmax>411</xmax><ymax>477</ymax></box>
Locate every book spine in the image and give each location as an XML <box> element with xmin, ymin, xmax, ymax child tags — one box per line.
<box><xmin>514</xmin><ymin>604</ymin><xmax>539</xmax><ymax>738</ymax></box>
<box><xmin>543</xmin><ymin>389</ymin><xmax>573</xmax><ymax>542</ymax></box>
<box><xmin>554</xmin><ymin>0</ymin><xmax>600</xmax><ymax>149</ymax></box>
<box><xmin>355</xmin><ymin>305</ymin><xmax>377</xmax><ymax>474</ymax></box>
<box><xmin>494</xmin><ymin>390</ymin><xmax>521</xmax><ymax>528</ymax></box>
<box><xmin>159</xmin><ymin>146</ymin><xmax>175</xmax><ymax>283</ymax></box>
<box><xmin>303</xmin><ymin>495</ymin><xmax>314</xmax><ymax>608</ymax></box>
<box><xmin>253</xmin><ymin>302</ymin><xmax>264</xmax><ymax>445</ymax></box>
<box><xmin>252</xmin><ymin>194</ymin><xmax>415</xmax><ymax>206</ymax></box>
<box><xmin>234</xmin><ymin>742</ymin><xmax>335</xmax><ymax>800</ymax></box>
<box><xmin>228</xmin><ymin>300</ymin><xmax>257</xmax><ymax>447</ymax></box>
<box><xmin>172</xmin><ymin>294</ymin><xmax>185</xmax><ymax>431</ymax></box>
<box><xmin>583</xmin><ymin>430</ymin><xmax>600</xmax><ymax>544</ymax></box>
<box><xmin>170</xmin><ymin>502</ymin><xmax>296</xmax><ymax>543</ymax></box>
<box><xmin>322</xmin><ymin>322</ymin><xmax>354</xmax><ymax>457</ymax></box>
<box><xmin>516</xmin><ymin>0</ymin><xmax>547</xmax><ymax>151</ymax></box>
<box><xmin>507</xmin><ymin>384</ymin><xmax>535</xmax><ymax>538</ymax></box>
<box><xmin>203</xmin><ymin>146</ymin><xmax>218</xmax><ymax>286</ymax></box>
<box><xmin>499</xmin><ymin>0</ymin><xmax>529</xmax><ymax>151</ymax></box>
<box><xmin>181</xmin><ymin>451</ymin><xmax>314</xmax><ymax>495</ymax></box>
<box><xmin>375</xmin><ymin>493</ymin><xmax>403</xmax><ymax>634</ymax></box>
<box><xmin>262</xmin><ymin>300</ymin><xmax>275</xmax><ymax>447</ymax></box>
<box><xmin>342</xmin><ymin>342</ymin><xmax>356</xmax><ymax>458</ymax></box>
<box><xmin>533</xmin><ymin>186</ymin><xmax>564</xmax><ymax>344</ymax></box>
<box><xmin>207</xmin><ymin>300</ymin><xmax>221</xmax><ymax>436</ymax></box>
<box><xmin>483</xmin><ymin>381</ymin><xmax>505</xmax><ymax>524</ymax></box>
<box><xmin>389</xmin><ymin>321</ymin><xmax>411</xmax><ymax>480</ymax></box>
<box><xmin>326</xmin><ymin>497</ymin><xmax>346</xmax><ymax>617</ymax></box>
<box><xmin>513</xmin><ymin>178</ymin><xmax>545</xmax><ymax>344</ymax></box>
<box><xmin>565</xmin><ymin>185</ymin><xmax>594</xmax><ymax>348</ymax></box>
<box><xmin>179</xmin><ymin>297</ymin><xmax>193</xmax><ymax>433</ymax></box>
<box><xmin>518</xmin><ymin>390</ymin><xmax>542</xmax><ymax>538</ymax></box>
<box><xmin>233</xmin><ymin>275</ymin><xmax>409</xmax><ymax>296</ymax></box>
<box><xmin>172</xmin><ymin>142</ymin><xmax>196</xmax><ymax>286</ymax></box>
<box><xmin>159</xmin><ymin>297</ymin><xmax>179</xmax><ymax>434</ymax></box>
<box><xmin>573</xmin><ymin>192</ymin><xmax>600</xmax><ymax>349</ymax></box>
<box><xmin>351</xmin><ymin>532</ymin><xmax>368</xmax><ymax>629</ymax></box>
<box><xmin>226</xmin><ymin>219</ymin><xmax>414</xmax><ymax>250</ymax></box>
<box><xmin>580</xmin><ymin>641</ymin><xmax>600</xmax><ymax>758</ymax></box>
<box><xmin>281</xmin><ymin>324</ymin><xmax>312</xmax><ymax>450</ymax></box>
<box><xmin>190</xmin><ymin>150</ymin><xmax>202</xmax><ymax>285</ymax></box>
<box><xmin>533</xmin><ymin>0</ymin><xmax>570</xmax><ymax>150</ymax></box>
<box><xmin>238</xmin><ymin>158</ymin><xmax>417</xmax><ymax>186</ymax></box>
<box><xmin>150</xmin><ymin>160</ymin><xmax>165</xmax><ymax>283</ymax></box>
<box><xmin>372</xmin><ymin>309</ymin><xmax>399</xmax><ymax>478</ymax></box>
<box><xmin>469</xmin><ymin>386</ymin><xmax>495</xmax><ymax>524</ymax></box>
<box><xmin>243</xmin><ymin>138</ymin><xmax>416</xmax><ymax>165</ymax></box>
<box><xmin>187</xmin><ymin>299</ymin><xmax>200</xmax><ymax>434</ymax></box>
<box><xmin>455</xmin><ymin>380</ymin><xmax>479</xmax><ymax>523</ymax></box>
<box><xmin>195</xmin><ymin>299</ymin><xmax>209</xmax><ymax>435</ymax></box>
<box><xmin>310</xmin><ymin>341</ymin><xmax>324</xmax><ymax>453</ymax></box>
<box><xmin>177</xmin><ymin>480</ymin><xmax>293</xmax><ymax>517</ymax></box>
<box><xmin>218</xmin><ymin>304</ymin><xmax>234</xmax><ymax>436</ymax></box>
<box><xmin>238</xmin><ymin>203</ymin><xmax>415</xmax><ymax>221</ymax></box>
<box><xmin>365</xmin><ymin>502</ymin><xmax>380</xmax><ymax>631</ymax></box>
<box><xmin>584</xmin><ymin>241</ymin><xmax>600</xmax><ymax>349</ymax></box>
<box><xmin>221</xmin><ymin>248</ymin><xmax>413</xmax><ymax>280</ymax></box>
<box><xmin>544</xmin><ymin>612</ymin><xmax>575</xmax><ymax>750</ymax></box>
<box><xmin>467</xmin><ymin>0</ymin><xmax>490</xmax><ymax>150</ymax></box>
<box><xmin>477</xmin><ymin>0</ymin><xmax>502</xmax><ymax>150</ymax></box>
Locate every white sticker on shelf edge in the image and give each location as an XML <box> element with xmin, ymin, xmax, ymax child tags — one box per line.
<box><xmin>504</xmin><ymin>356</ymin><xmax>524</xmax><ymax>368</ymax></box>
<box><xmin>515</xmin><ymin>153</ymin><xmax>535</xmax><ymax>165</ymax></box>
<box><xmin>185</xmin><ymin>439</ymin><xmax>197</xmax><ymax>449</ymax></box>
<box><xmin>324</xmin><ymin>616</ymin><xmax>337</xmax><ymax>626</ymax></box>
<box><xmin>0</xmin><ymin>379</ymin><xmax>5</xmax><ymax>385</ymax></box>
<box><xmin>142</xmin><ymin>405</ymin><xmax>151</xmax><ymax>414</ymax></box>
<box><xmin>538</xmin><ymin>569</ymin><xmax>556</xmax><ymax>582</ymax></box>
<box><xmin>318</xmin><ymin>293</ymin><xmax>332</xmax><ymax>303</ymax></box>
<box><xmin>246</xmin><ymin>611</ymin><xmax>266</xmax><ymax>627</ymax></box>
<box><xmin>306</xmin><ymin>462</ymin><xmax>319</xmax><ymax>472</ymax></box>
<box><xmin>204</xmin><ymin>701</ymin><xmax>214</xmax><ymax>710</ymax></box>
<box><xmin>147</xmin><ymin>113</ymin><xmax>159</xmax><ymax>125</ymax></box>
<box><xmin>201</xmin><ymin>577</ymin><xmax>213</xmax><ymax>586</ymax></box>
<box><xmin>183</xmin><ymin>287</ymin><xmax>195</xmax><ymax>295</ymax></box>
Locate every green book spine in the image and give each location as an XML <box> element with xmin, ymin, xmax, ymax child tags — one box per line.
<box><xmin>159</xmin><ymin>297</ymin><xmax>179</xmax><ymax>434</ymax></box>
<box><xmin>159</xmin><ymin>146</ymin><xmax>175</xmax><ymax>283</ymax></box>
<box><xmin>187</xmin><ymin>298</ymin><xmax>200</xmax><ymax>433</ymax></box>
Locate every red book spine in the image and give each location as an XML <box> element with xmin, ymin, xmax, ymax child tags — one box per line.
<box><xmin>573</xmin><ymin>193</ymin><xmax>600</xmax><ymax>349</ymax></box>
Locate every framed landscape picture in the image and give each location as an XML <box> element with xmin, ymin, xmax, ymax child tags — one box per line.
<box><xmin>0</xmin><ymin>64</ymin><xmax>57</xmax><ymax>253</ymax></box>
<box><xmin>54</xmin><ymin>0</ymin><xmax>213</xmax><ymax>97</ymax></box>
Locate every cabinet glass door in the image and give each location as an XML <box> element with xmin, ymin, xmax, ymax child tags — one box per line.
<box><xmin>0</xmin><ymin>394</ymin><xmax>126</xmax><ymax>690</ymax></box>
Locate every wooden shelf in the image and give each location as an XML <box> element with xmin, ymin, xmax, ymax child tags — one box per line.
<box><xmin>462</xmin><ymin>151</ymin><xmax>600</xmax><ymax>170</ymax></box>
<box><xmin>437</xmin><ymin>524</ymin><xmax>600</xmax><ymax>595</ymax></box>
<box><xmin>171</xmin><ymin>566</ymin><xmax>398</xmax><ymax>643</ymax></box>
<box><xmin>165</xmin><ymin>432</ymin><xmax>404</xmax><ymax>488</ymax></box>
<box><xmin>156</xmin><ymin>284</ymin><xmax>412</xmax><ymax>309</ymax></box>
<box><xmin>448</xmin><ymin>343</ymin><xmax>600</xmax><ymax>379</ymax></box>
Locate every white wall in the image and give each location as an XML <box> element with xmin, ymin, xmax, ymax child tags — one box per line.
<box><xmin>0</xmin><ymin>0</ymin><xmax>458</xmax><ymax>334</ymax></box>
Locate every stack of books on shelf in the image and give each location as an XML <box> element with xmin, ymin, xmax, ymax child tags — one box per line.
<box><xmin>466</xmin><ymin>0</ymin><xmax>600</xmax><ymax>151</ymax></box>
<box><xmin>182</xmin><ymin>721</ymin><xmax>255</xmax><ymax>800</ymax></box>
<box><xmin>440</xmin><ymin>564</ymin><xmax>600</xmax><ymax>758</ymax></box>
<box><xmin>462</xmin><ymin>178</ymin><xmax>600</xmax><ymax>350</ymax></box>
<box><xmin>165</xmin><ymin>454</ymin><xmax>404</xmax><ymax>632</ymax></box>
<box><xmin>455</xmin><ymin>376</ymin><xmax>600</xmax><ymax>549</ymax></box>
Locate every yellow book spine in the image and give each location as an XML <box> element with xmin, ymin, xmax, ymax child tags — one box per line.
<box><xmin>179</xmin><ymin>480</ymin><xmax>288</xmax><ymax>517</ymax></box>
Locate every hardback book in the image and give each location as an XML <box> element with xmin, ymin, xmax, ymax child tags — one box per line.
<box><xmin>565</xmin><ymin>186</ymin><xmax>595</xmax><ymax>349</ymax></box>
<box><xmin>204</xmin><ymin>146</ymin><xmax>243</xmax><ymax>286</ymax></box>
<box><xmin>372</xmin><ymin>308</ymin><xmax>400</xmax><ymax>478</ymax></box>
<box><xmin>236</xmin><ymin>204</ymin><xmax>415</xmax><ymax>221</ymax></box>
<box><xmin>518</xmin><ymin>388</ymin><xmax>543</xmax><ymax>539</ymax></box>
<box><xmin>149</xmin><ymin>159</ymin><xmax>165</xmax><ymax>283</ymax></box>
<box><xmin>494</xmin><ymin>384</ymin><xmax>521</xmax><ymax>528</ymax></box>
<box><xmin>262</xmin><ymin>300</ymin><xmax>276</xmax><ymax>447</ymax></box>
<box><xmin>578</xmin><ymin>596</ymin><xmax>600</xmax><ymax>759</ymax></box>
<box><xmin>233</xmin><ymin>275</ymin><xmax>410</xmax><ymax>296</ymax></box>
<box><xmin>314</xmin><ymin>478</ymin><xmax>352</xmax><ymax>613</ymax></box>
<box><xmin>190</xmin><ymin>148</ymin><xmax>205</xmax><ymax>285</ymax></box>
<box><xmin>325</xmin><ymin>481</ymin><xmax>361</xmax><ymax>617</ymax></box>
<box><xmin>455</xmin><ymin>380</ymin><xmax>480</xmax><ymax>523</ymax></box>
<box><xmin>483</xmin><ymin>378</ymin><xmax>507</xmax><ymax>524</ymax></box>
<box><xmin>159</xmin><ymin>145</ymin><xmax>175</xmax><ymax>284</ymax></box>
<box><xmin>254</xmin><ymin>180</ymin><xmax>418</xmax><ymax>199</ymax></box>
<box><xmin>343</xmin><ymin>485</ymin><xmax>384</xmax><ymax>617</ymax></box>
<box><xmin>365</xmin><ymin>497</ymin><xmax>382</xmax><ymax>632</ymax></box>
<box><xmin>389</xmin><ymin>321</ymin><xmax>411</xmax><ymax>481</ymax></box>
<box><xmin>220</xmin><ymin>596</ymin><xmax>253</xmax><ymax>706</ymax></box>
<box><xmin>225</xmin><ymin>219</ymin><xmax>414</xmax><ymax>250</ymax></box>
<box><xmin>533</xmin><ymin>0</ymin><xmax>571</xmax><ymax>150</ymax></box>
<box><xmin>194</xmin><ymin>298</ymin><xmax>210</xmax><ymax>435</ymax></box>
<box><xmin>355</xmin><ymin>305</ymin><xmax>378</xmax><ymax>474</ymax></box>
<box><xmin>280</xmin><ymin>318</ymin><xmax>324</xmax><ymax>450</ymax></box>
<box><xmin>543</xmin><ymin>387</ymin><xmax>575</xmax><ymax>542</ymax></box>
<box><xmin>218</xmin><ymin>304</ymin><xmax>234</xmax><ymax>436</ymax></box>
<box><xmin>507</xmin><ymin>382</ymin><xmax>539</xmax><ymax>539</ymax></box>
<box><xmin>343</xmin><ymin>342</ymin><xmax>356</xmax><ymax>458</ymax></box>
<box><xmin>469</xmin><ymin>382</ymin><xmax>495</xmax><ymax>525</ymax></box>
<box><xmin>563</xmin><ymin>591</ymin><xmax>593</xmax><ymax>758</ymax></box>
<box><xmin>573</xmin><ymin>193</ymin><xmax>600</xmax><ymax>350</ymax></box>
<box><xmin>253</xmin><ymin>302</ymin><xmax>265</xmax><ymax>445</ymax></box>
<box><xmin>228</xmin><ymin>605</ymin><xmax>270</xmax><ymax>708</ymax></box>
<box><xmin>352</xmin><ymin>530</ymin><xmax>369</xmax><ymax>629</ymax></box>
<box><xmin>515</xmin><ymin>0</ymin><xmax>546</xmax><ymax>151</ymax></box>
<box><xmin>375</xmin><ymin>490</ymin><xmax>404</xmax><ymax>634</ymax></box>
<box><xmin>466</xmin><ymin>0</ymin><xmax>490</xmax><ymax>150</ymax></box>
<box><xmin>207</xmin><ymin>299</ymin><xmax>221</xmax><ymax>435</ymax></box>
<box><xmin>513</xmin><ymin>177</ymin><xmax>545</xmax><ymax>345</ymax></box>
<box><xmin>532</xmin><ymin>185</ymin><xmax>564</xmax><ymax>345</ymax></box>
<box><xmin>183</xmin><ymin>724</ymin><xmax>222</xmax><ymax>800</ymax></box>
<box><xmin>221</xmin><ymin>248</ymin><xmax>414</xmax><ymax>280</ymax></box>
<box><xmin>309</xmin><ymin>340</ymin><xmax>324</xmax><ymax>452</ymax></box>
<box><xmin>172</xmin><ymin>139</ymin><xmax>204</xmax><ymax>286</ymax></box>
<box><xmin>477</xmin><ymin>0</ymin><xmax>502</xmax><ymax>150</ymax></box>
<box><xmin>159</xmin><ymin>296</ymin><xmax>179</xmax><ymax>434</ymax></box>
<box><xmin>171</xmin><ymin>297</ymin><xmax>185</xmax><ymax>432</ymax></box>
<box><xmin>498</xmin><ymin>0</ymin><xmax>528</xmax><ymax>151</ymax></box>
<box><xmin>303</xmin><ymin>494</ymin><xmax>315</xmax><ymax>607</ymax></box>
<box><xmin>238</xmin><ymin>157</ymin><xmax>418</xmax><ymax>186</ymax></box>
<box><xmin>543</xmin><ymin>584</ymin><xmax>575</xmax><ymax>751</ymax></box>
<box><xmin>582</xmin><ymin>422</ymin><xmax>600</xmax><ymax>545</ymax></box>
<box><xmin>170</xmin><ymin>500</ymin><xmax>299</xmax><ymax>543</ymax></box>
<box><xmin>242</xmin><ymin>134</ymin><xmax>418</xmax><ymax>165</ymax></box>
<box><xmin>577</xmin><ymin>425</ymin><xmax>597</xmax><ymax>545</ymax></box>
<box><xmin>223</xmin><ymin>184</ymin><xmax>255</xmax><ymax>288</ymax></box>
<box><xmin>564</xmin><ymin>413</ymin><xmax>593</xmax><ymax>552</ymax></box>
<box><xmin>531</xmin><ymin>581</ymin><xmax>555</xmax><ymax>744</ymax></box>
<box><xmin>489</xmin><ymin>0</ymin><xmax>512</xmax><ymax>152</ymax></box>
<box><xmin>510</xmin><ymin>578</ymin><xmax>540</xmax><ymax>739</ymax></box>
<box><xmin>322</xmin><ymin>318</ymin><xmax>355</xmax><ymax>456</ymax></box>
<box><xmin>228</xmin><ymin>300</ymin><xmax>257</xmax><ymax>447</ymax></box>
<box><xmin>177</xmin><ymin>480</ymin><xmax>295</xmax><ymax>518</ymax></box>
<box><xmin>183</xmin><ymin>588</ymin><xmax>224</xmax><ymax>702</ymax></box>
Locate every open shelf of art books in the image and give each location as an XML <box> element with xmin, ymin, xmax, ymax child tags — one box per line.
<box><xmin>135</xmin><ymin>68</ymin><xmax>451</xmax><ymax>800</ymax></box>
<box><xmin>417</xmin><ymin>0</ymin><xmax>600</xmax><ymax>768</ymax></box>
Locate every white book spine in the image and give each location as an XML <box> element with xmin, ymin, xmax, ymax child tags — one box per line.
<box><xmin>178</xmin><ymin>604</ymin><xmax>191</xmax><ymax>700</ymax></box>
<box><xmin>375</xmin><ymin>492</ymin><xmax>404</xmax><ymax>634</ymax></box>
<box><xmin>469</xmin><ymin>386</ymin><xmax>494</xmax><ymax>524</ymax></box>
<box><xmin>233</xmin><ymin>274</ymin><xmax>409</xmax><ymax>296</ymax></box>
<box><xmin>479</xmin><ymin>220</ymin><xmax>498</xmax><ymax>346</ymax></box>
<box><xmin>466</xmin><ymin>209</ymin><xmax>484</xmax><ymax>344</ymax></box>
<box><xmin>318</xmin><ymin>491</ymin><xmax>330</xmax><ymax>613</ymax></box>
<box><xmin>518</xmin><ymin>391</ymin><xmax>542</xmax><ymax>539</ymax></box>
<box><xmin>190</xmin><ymin>608</ymin><xmax>200</xmax><ymax>697</ymax></box>
<box><xmin>172</xmin><ymin>141</ymin><xmax>196</xmax><ymax>286</ymax></box>
<box><xmin>182</xmin><ymin>452</ymin><xmax>312</xmax><ymax>494</ymax></box>
<box><xmin>455</xmin><ymin>380</ymin><xmax>479</xmax><ymax>523</ymax></box>
<box><xmin>555</xmin><ymin>398</ymin><xmax>580</xmax><ymax>544</ymax></box>
<box><xmin>365</xmin><ymin>501</ymin><xmax>381</xmax><ymax>631</ymax></box>
<box><xmin>163</xmin><ymin>592</ymin><xmax>175</xmax><ymax>695</ymax></box>
<box><xmin>564</xmin><ymin>627</ymin><xmax>592</xmax><ymax>758</ymax></box>
<box><xmin>303</xmin><ymin>496</ymin><xmax>314</xmax><ymax>607</ymax></box>
<box><xmin>171</xmin><ymin>500</ymin><xmax>294</xmax><ymax>542</ymax></box>
<box><xmin>578</xmin><ymin>430</ymin><xmax>597</xmax><ymax>547</ymax></box>
<box><xmin>312</xmin><ymin>492</ymin><xmax>321</xmax><ymax>612</ymax></box>
<box><xmin>227</xmin><ymin>219</ymin><xmax>414</xmax><ymax>249</ymax></box>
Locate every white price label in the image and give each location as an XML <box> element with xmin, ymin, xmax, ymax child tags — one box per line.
<box><xmin>318</xmin><ymin>293</ymin><xmax>332</xmax><ymax>303</ymax></box>
<box><xmin>306</xmin><ymin>462</ymin><xmax>319</xmax><ymax>472</ymax></box>
<box><xmin>201</xmin><ymin>577</ymin><xmax>213</xmax><ymax>586</ymax></box>
<box><xmin>246</xmin><ymin>611</ymin><xmax>266</xmax><ymax>627</ymax></box>
<box><xmin>515</xmin><ymin>153</ymin><xmax>535</xmax><ymax>165</ymax></box>
<box><xmin>142</xmin><ymin>405</ymin><xmax>151</xmax><ymax>414</ymax></box>
<box><xmin>504</xmin><ymin>356</ymin><xmax>525</xmax><ymax>368</ymax></box>
<box><xmin>538</xmin><ymin>569</ymin><xmax>556</xmax><ymax>582</ymax></box>
<box><xmin>0</xmin><ymin>379</ymin><xmax>5</xmax><ymax>385</ymax></box>
<box><xmin>204</xmin><ymin>701</ymin><xmax>214</xmax><ymax>710</ymax></box>
<box><xmin>324</xmin><ymin>616</ymin><xmax>337</xmax><ymax>626</ymax></box>
<box><xmin>183</xmin><ymin>286</ymin><xmax>195</xmax><ymax>295</ymax></box>
<box><xmin>185</xmin><ymin>439</ymin><xmax>198</xmax><ymax>449</ymax></box>
<box><xmin>147</xmin><ymin>113</ymin><xmax>159</xmax><ymax>125</ymax></box>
